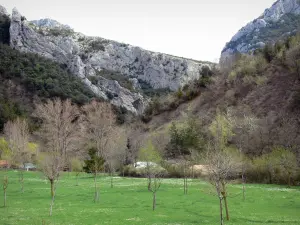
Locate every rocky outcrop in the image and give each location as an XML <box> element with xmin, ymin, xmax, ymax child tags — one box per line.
<box><xmin>5</xmin><ymin>6</ymin><xmax>212</xmax><ymax>114</ymax></box>
<box><xmin>221</xmin><ymin>0</ymin><xmax>300</xmax><ymax>64</ymax></box>
<box><xmin>30</xmin><ymin>18</ymin><xmax>71</xmax><ymax>29</ymax></box>
<box><xmin>0</xmin><ymin>5</ymin><xmax>8</xmax><ymax>16</ymax></box>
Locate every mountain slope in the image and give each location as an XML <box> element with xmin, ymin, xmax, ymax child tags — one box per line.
<box><xmin>4</xmin><ymin>6</ymin><xmax>213</xmax><ymax>114</ymax></box>
<box><xmin>221</xmin><ymin>0</ymin><xmax>300</xmax><ymax>64</ymax></box>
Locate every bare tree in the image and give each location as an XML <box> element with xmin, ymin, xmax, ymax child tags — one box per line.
<box><xmin>104</xmin><ymin>127</ymin><xmax>127</xmax><ymax>188</ymax></box>
<box><xmin>82</xmin><ymin>100</ymin><xmax>115</xmax><ymax>202</ymax></box>
<box><xmin>207</xmin><ymin>109</ymin><xmax>240</xmax><ymax>223</ymax></box>
<box><xmin>205</xmin><ymin>144</ymin><xmax>240</xmax><ymax>224</ymax></box>
<box><xmin>4</xmin><ymin>118</ymin><xmax>30</xmax><ymax>193</ymax></box>
<box><xmin>232</xmin><ymin>113</ymin><xmax>257</xmax><ymax>200</ymax></box>
<box><xmin>139</xmin><ymin>141</ymin><xmax>164</xmax><ymax>211</ymax></box>
<box><xmin>71</xmin><ymin>158</ymin><xmax>84</xmax><ymax>186</ymax></box>
<box><xmin>34</xmin><ymin>98</ymin><xmax>80</xmax><ymax>216</ymax></box>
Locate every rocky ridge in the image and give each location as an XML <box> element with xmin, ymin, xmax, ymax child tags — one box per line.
<box><xmin>4</xmin><ymin>6</ymin><xmax>212</xmax><ymax>114</ymax></box>
<box><xmin>221</xmin><ymin>0</ymin><xmax>300</xmax><ymax>64</ymax></box>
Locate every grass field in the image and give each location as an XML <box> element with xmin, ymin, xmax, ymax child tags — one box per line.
<box><xmin>0</xmin><ymin>171</ymin><xmax>300</xmax><ymax>225</ymax></box>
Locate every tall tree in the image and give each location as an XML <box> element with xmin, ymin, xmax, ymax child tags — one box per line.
<box><xmin>4</xmin><ymin>118</ymin><xmax>30</xmax><ymax>193</ymax></box>
<box><xmin>82</xmin><ymin>100</ymin><xmax>115</xmax><ymax>202</ymax></box>
<box><xmin>34</xmin><ymin>98</ymin><xmax>80</xmax><ymax>216</ymax></box>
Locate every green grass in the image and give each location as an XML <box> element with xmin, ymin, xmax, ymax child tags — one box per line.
<box><xmin>0</xmin><ymin>171</ymin><xmax>299</xmax><ymax>225</ymax></box>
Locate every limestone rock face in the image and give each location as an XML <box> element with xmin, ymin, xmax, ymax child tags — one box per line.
<box><xmin>221</xmin><ymin>0</ymin><xmax>300</xmax><ymax>64</ymax></box>
<box><xmin>6</xmin><ymin>6</ymin><xmax>211</xmax><ymax>113</ymax></box>
<box><xmin>0</xmin><ymin>5</ymin><xmax>8</xmax><ymax>16</ymax></box>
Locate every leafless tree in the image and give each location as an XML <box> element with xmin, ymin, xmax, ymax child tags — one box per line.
<box><xmin>139</xmin><ymin>141</ymin><xmax>164</xmax><ymax>211</ymax></box>
<box><xmin>104</xmin><ymin>127</ymin><xmax>127</xmax><ymax>188</ymax></box>
<box><xmin>205</xmin><ymin>144</ymin><xmax>240</xmax><ymax>224</ymax></box>
<box><xmin>82</xmin><ymin>100</ymin><xmax>115</xmax><ymax>202</ymax></box>
<box><xmin>34</xmin><ymin>98</ymin><xmax>80</xmax><ymax>216</ymax></box>
<box><xmin>232</xmin><ymin>113</ymin><xmax>257</xmax><ymax>200</ymax></box>
<box><xmin>207</xmin><ymin>109</ymin><xmax>241</xmax><ymax>223</ymax></box>
<box><xmin>71</xmin><ymin>158</ymin><xmax>84</xmax><ymax>186</ymax></box>
<box><xmin>4</xmin><ymin>118</ymin><xmax>30</xmax><ymax>193</ymax></box>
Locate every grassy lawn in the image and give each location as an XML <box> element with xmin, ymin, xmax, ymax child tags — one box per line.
<box><xmin>0</xmin><ymin>171</ymin><xmax>299</xmax><ymax>225</ymax></box>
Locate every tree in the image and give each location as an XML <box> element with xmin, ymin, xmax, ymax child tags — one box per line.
<box><xmin>104</xmin><ymin>128</ymin><xmax>127</xmax><ymax>188</ymax></box>
<box><xmin>205</xmin><ymin>146</ymin><xmax>240</xmax><ymax>225</ymax></box>
<box><xmin>71</xmin><ymin>158</ymin><xmax>84</xmax><ymax>186</ymax></box>
<box><xmin>207</xmin><ymin>110</ymin><xmax>240</xmax><ymax>223</ymax></box>
<box><xmin>4</xmin><ymin>118</ymin><xmax>31</xmax><ymax>193</ymax></box>
<box><xmin>34</xmin><ymin>98</ymin><xmax>80</xmax><ymax>216</ymax></box>
<box><xmin>139</xmin><ymin>141</ymin><xmax>164</xmax><ymax>211</ymax></box>
<box><xmin>167</xmin><ymin>116</ymin><xmax>205</xmax><ymax>194</ymax></box>
<box><xmin>84</xmin><ymin>147</ymin><xmax>105</xmax><ymax>200</ymax></box>
<box><xmin>0</xmin><ymin>137</ymin><xmax>10</xmax><ymax>208</ymax></box>
<box><xmin>82</xmin><ymin>100</ymin><xmax>115</xmax><ymax>202</ymax></box>
<box><xmin>232</xmin><ymin>112</ymin><xmax>258</xmax><ymax>200</ymax></box>
<box><xmin>0</xmin><ymin>137</ymin><xmax>10</xmax><ymax>159</ymax></box>
<box><xmin>269</xmin><ymin>147</ymin><xmax>298</xmax><ymax>187</ymax></box>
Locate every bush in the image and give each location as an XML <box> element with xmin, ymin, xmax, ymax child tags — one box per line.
<box><xmin>286</xmin><ymin>45</ymin><xmax>300</xmax><ymax>79</ymax></box>
<box><xmin>228</xmin><ymin>55</ymin><xmax>268</xmax><ymax>83</ymax></box>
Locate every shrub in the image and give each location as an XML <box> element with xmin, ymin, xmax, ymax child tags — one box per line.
<box><xmin>286</xmin><ymin>45</ymin><xmax>300</xmax><ymax>79</ymax></box>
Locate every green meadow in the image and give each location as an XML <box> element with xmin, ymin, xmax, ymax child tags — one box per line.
<box><xmin>0</xmin><ymin>171</ymin><xmax>299</xmax><ymax>225</ymax></box>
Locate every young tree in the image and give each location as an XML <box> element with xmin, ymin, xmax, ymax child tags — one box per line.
<box><xmin>139</xmin><ymin>141</ymin><xmax>164</xmax><ymax>211</ymax></box>
<box><xmin>232</xmin><ymin>112</ymin><xmax>257</xmax><ymax>200</ymax></box>
<box><xmin>205</xmin><ymin>146</ymin><xmax>240</xmax><ymax>225</ymax></box>
<box><xmin>4</xmin><ymin>118</ymin><xmax>31</xmax><ymax>193</ymax></box>
<box><xmin>207</xmin><ymin>109</ymin><xmax>240</xmax><ymax>223</ymax></box>
<box><xmin>83</xmin><ymin>147</ymin><xmax>105</xmax><ymax>201</ymax></box>
<box><xmin>34</xmin><ymin>98</ymin><xmax>80</xmax><ymax>216</ymax></box>
<box><xmin>71</xmin><ymin>158</ymin><xmax>84</xmax><ymax>186</ymax></box>
<box><xmin>82</xmin><ymin>100</ymin><xmax>115</xmax><ymax>202</ymax></box>
<box><xmin>104</xmin><ymin>128</ymin><xmax>127</xmax><ymax>188</ymax></box>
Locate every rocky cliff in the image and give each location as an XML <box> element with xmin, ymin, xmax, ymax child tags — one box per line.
<box><xmin>221</xmin><ymin>0</ymin><xmax>300</xmax><ymax>64</ymax></box>
<box><xmin>4</xmin><ymin>6</ymin><xmax>211</xmax><ymax>114</ymax></box>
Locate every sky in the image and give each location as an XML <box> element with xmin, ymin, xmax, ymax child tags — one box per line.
<box><xmin>1</xmin><ymin>0</ymin><xmax>276</xmax><ymax>62</ymax></box>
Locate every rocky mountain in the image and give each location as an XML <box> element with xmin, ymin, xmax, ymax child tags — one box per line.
<box><xmin>221</xmin><ymin>0</ymin><xmax>300</xmax><ymax>64</ymax></box>
<box><xmin>2</xmin><ymin>6</ymin><xmax>212</xmax><ymax>114</ymax></box>
<box><xmin>30</xmin><ymin>18</ymin><xmax>71</xmax><ymax>29</ymax></box>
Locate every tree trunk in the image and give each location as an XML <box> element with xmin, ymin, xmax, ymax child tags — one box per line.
<box><xmin>152</xmin><ymin>192</ymin><xmax>156</xmax><ymax>211</ymax></box>
<box><xmin>242</xmin><ymin>171</ymin><xmax>245</xmax><ymax>201</ymax></box>
<box><xmin>221</xmin><ymin>183</ymin><xmax>230</xmax><ymax>221</ymax></box>
<box><xmin>49</xmin><ymin>193</ymin><xmax>55</xmax><ymax>216</ymax></box>
<box><xmin>3</xmin><ymin>188</ymin><xmax>7</xmax><ymax>208</ymax></box>
<box><xmin>76</xmin><ymin>174</ymin><xmax>79</xmax><ymax>186</ymax></box>
<box><xmin>288</xmin><ymin>173</ymin><xmax>291</xmax><ymax>188</ymax></box>
<box><xmin>50</xmin><ymin>179</ymin><xmax>54</xmax><ymax>198</ymax></box>
<box><xmin>94</xmin><ymin>172</ymin><xmax>99</xmax><ymax>202</ymax></box>
<box><xmin>219</xmin><ymin>196</ymin><xmax>223</xmax><ymax>225</ymax></box>
<box><xmin>49</xmin><ymin>179</ymin><xmax>55</xmax><ymax>216</ymax></box>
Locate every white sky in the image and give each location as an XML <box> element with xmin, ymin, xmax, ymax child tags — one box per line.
<box><xmin>2</xmin><ymin>0</ymin><xmax>275</xmax><ymax>62</ymax></box>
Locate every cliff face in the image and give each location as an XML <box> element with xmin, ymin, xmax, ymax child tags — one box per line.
<box><xmin>221</xmin><ymin>0</ymin><xmax>300</xmax><ymax>64</ymax></box>
<box><xmin>6</xmin><ymin>7</ymin><xmax>212</xmax><ymax>114</ymax></box>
